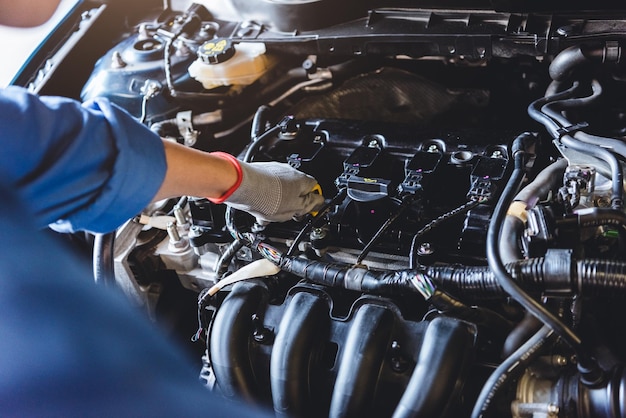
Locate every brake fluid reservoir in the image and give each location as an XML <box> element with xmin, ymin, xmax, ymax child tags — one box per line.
<box><xmin>188</xmin><ymin>38</ymin><xmax>273</xmax><ymax>89</ymax></box>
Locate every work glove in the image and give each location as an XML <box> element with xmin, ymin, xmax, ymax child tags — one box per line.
<box><xmin>210</xmin><ymin>153</ymin><xmax>324</xmax><ymax>224</ymax></box>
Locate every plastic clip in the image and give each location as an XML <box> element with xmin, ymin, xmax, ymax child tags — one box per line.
<box><xmin>555</xmin><ymin>121</ymin><xmax>589</xmax><ymax>138</ymax></box>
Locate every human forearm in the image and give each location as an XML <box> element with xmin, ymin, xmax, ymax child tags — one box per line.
<box><xmin>155</xmin><ymin>140</ymin><xmax>325</xmax><ymax>224</ymax></box>
<box><xmin>153</xmin><ymin>140</ymin><xmax>239</xmax><ymax>202</ymax></box>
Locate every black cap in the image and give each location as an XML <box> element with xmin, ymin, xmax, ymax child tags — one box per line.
<box><xmin>198</xmin><ymin>38</ymin><xmax>236</xmax><ymax>64</ymax></box>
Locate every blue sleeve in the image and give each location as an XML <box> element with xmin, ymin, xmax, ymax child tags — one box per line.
<box><xmin>0</xmin><ymin>86</ymin><xmax>166</xmax><ymax>233</ymax></box>
<box><xmin>0</xmin><ymin>185</ymin><xmax>271</xmax><ymax>417</ymax></box>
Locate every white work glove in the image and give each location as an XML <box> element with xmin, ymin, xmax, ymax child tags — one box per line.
<box><xmin>210</xmin><ymin>153</ymin><xmax>324</xmax><ymax>224</ymax></box>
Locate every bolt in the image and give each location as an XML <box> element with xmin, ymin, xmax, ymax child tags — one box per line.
<box><xmin>175</xmin><ymin>40</ymin><xmax>191</xmax><ymax>56</ymax></box>
<box><xmin>557</xmin><ymin>25</ymin><xmax>576</xmax><ymax>37</ymax></box>
<box><xmin>111</xmin><ymin>51</ymin><xmax>127</xmax><ymax>69</ymax></box>
<box><xmin>200</xmin><ymin>23</ymin><xmax>217</xmax><ymax>38</ymax></box>
<box><xmin>167</xmin><ymin>221</ymin><xmax>181</xmax><ymax>242</ymax></box>
<box><xmin>417</xmin><ymin>242</ymin><xmax>434</xmax><ymax>256</ymax></box>
<box><xmin>138</xmin><ymin>23</ymin><xmax>150</xmax><ymax>39</ymax></box>
<box><xmin>368</xmin><ymin>140</ymin><xmax>379</xmax><ymax>148</ymax></box>
<box><xmin>491</xmin><ymin>150</ymin><xmax>503</xmax><ymax>158</ymax></box>
<box><xmin>390</xmin><ymin>340</ymin><xmax>408</xmax><ymax>372</ymax></box>
<box><xmin>174</xmin><ymin>205</ymin><xmax>187</xmax><ymax>226</ymax></box>
<box><xmin>167</xmin><ymin>221</ymin><xmax>190</xmax><ymax>252</ymax></box>
<box><xmin>596</xmin><ymin>196</ymin><xmax>611</xmax><ymax>208</ymax></box>
<box><xmin>252</xmin><ymin>314</ymin><xmax>273</xmax><ymax>344</ymax></box>
<box><xmin>427</xmin><ymin>144</ymin><xmax>440</xmax><ymax>153</ymax></box>
<box><xmin>279</xmin><ymin>116</ymin><xmax>299</xmax><ymax>139</ymax></box>
<box><xmin>141</xmin><ymin>80</ymin><xmax>161</xmax><ymax>99</ymax></box>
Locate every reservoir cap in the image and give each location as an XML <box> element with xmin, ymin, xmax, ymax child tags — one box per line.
<box><xmin>198</xmin><ymin>38</ymin><xmax>236</xmax><ymax>64</ymax></box>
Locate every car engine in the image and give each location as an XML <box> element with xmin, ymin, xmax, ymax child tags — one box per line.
<box><xmin>19</xmin><ymin>0</ymin><xmax>626</xmax><ymax>416</ymax></box>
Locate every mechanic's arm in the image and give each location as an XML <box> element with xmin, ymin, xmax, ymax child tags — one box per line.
<box><xmin>153</xmin><ymin>141</ymin><xmax>238</xmax><ymax>201</ymax></box>
<box><xmin>156</xmin><ymin>140</ymin><xmax>324</xmax><ymax>224</ymax></box>
<box><xmin>1</xmin><ymin>87</ymin><xmax>321</xmax><ymax>233</ymax></box>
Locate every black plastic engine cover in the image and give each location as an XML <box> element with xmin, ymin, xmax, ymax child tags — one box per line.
<box><xmin>249</xmin><ymin>118</ymin><xmax>515</xmax><ymax>263</ymax></box>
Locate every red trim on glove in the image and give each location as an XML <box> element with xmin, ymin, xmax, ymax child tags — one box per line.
<box><xmin>208</xmin><ymin>152</ymin><xmax>243</xmax><ymax>204</ymax></box>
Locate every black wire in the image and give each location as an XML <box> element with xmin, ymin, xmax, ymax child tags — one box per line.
<box><xmin>139</xmin><ymin>95</ymin><xmax>149</xmax><ymax>124</ymax></box>
<box><xmin>356</xmin><ymin>196</ymin><xmax>412</xmax><ymax>264</ymax></box>
<box><xmin>215</xmin><ymin>239</ymin><xmax>245</xmax><ymax>277</ymax></box>
<box><xmin>163</xmin><ymin>37</ymin><xmax>228</xmax><ymax>101</ymax></box>
<box><xmin>409</xmin><ymin>200</ymin><xmax>481</xmax><ymax>269</ymax></box>
<box><xmin>286</xmin><ymin>189</ymin><xmax>348</xmax><ymax>257</ymax></box>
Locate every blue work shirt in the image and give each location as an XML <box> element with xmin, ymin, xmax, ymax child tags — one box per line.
<box><xmin>0</xmin><ymin>87</ymin><xmax>270</xmax><ymax>416</ymax></box>
<box><xmin>0</xmin><ymin>185</ymin><xmax>270</xmax><ymax>416</ymax></box>
<box><xmin>0</xmin><ymin>86</ymin><xmax>166</xmax><ymax>233</ymax></box>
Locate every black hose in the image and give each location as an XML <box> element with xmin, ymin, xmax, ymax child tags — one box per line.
<box><xmin>500</xmin><ymin>158</ymin><xmax>569</xmax><ymax>264</ymax></box>
<box><xmin>529</xmin><ymin>84</ymin><xmax>623</xmax><ymax>209</ymax></box>
<box><xmin>244</xmin><ymin>125</ymin><xmax>280</xmax><ymax>162</ymax></box>
<box><xmin>543</xmin><ymin>79</ymin><xmax>602</xmax><ymax>110</ymax></box>
<box><xmin>250</xmin><ymin>105</ymin><xmax>273</xmax><ymax>142</ymax></box>
<box><xmin>514</xmin><ymin>158</ymin><xmax>568</xmax><ymax>206</ymax></box>
<box><xmin>560</xmin><ymin>207</ymin><xmax>626</xmax><ymax>229</ymax></box>
<box><xmin>93</xmin><ymin>232</ymin><xmax>116</xmax><ymax>287</ymax></box>
<box><xmin>278</xmin><ymin>257</ymin><xmax>417</xmax><ymax>297</ymax></box>
<box><xmin>278</xmin><ymin>253</ymin><xmax>626</xmax><ymax>298</ymax></box>
<box><xmin>499</xmin><ymin>216</ymin><xmax>525</xmax><ymax>264</ymax></box>
<box><xmin>549</xmin><ymin>46</ymin><xmax>590</xmax><ymax>81</ymax></box>
<box><xmin>527</xmin><ymin>83</ymin><xmax>580</xmax><ymax>134</ymax></box>
<box><xmin>540</xmin><ymin>87</ymin><xmax>624</xmax><ymax>209</ymax></box>
<box><xmin>471</xmin><ymin>325</ymin><xmax>555</xmax><ymax>418</ymax></box>
<box><xmin>485</xmin><ymin>133</ymin><xmax>604</xmax><ymax>385</ymax></box>
<box><xmin>164</xmin><ymin>37</ymin><xmax>228</xmax><ymax>101</ymax></box>
<box><xmin>501</xmin><ymin>312</ymin><xmax>543</xmax><ymax>358</ymax></box>
<box><xmin>549</xmin><ymin>44</ymin><xmax>606</xmax><ymax>82</ymax></box>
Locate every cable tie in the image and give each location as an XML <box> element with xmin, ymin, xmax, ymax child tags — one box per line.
<box><xmin>555</xmin><ymin>121</ymin><xmax>589</xmax><ymax>138</ymax></box>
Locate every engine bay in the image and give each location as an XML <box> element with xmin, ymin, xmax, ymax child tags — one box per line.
<box><xmin>19</xmin><ymin>1</ymin><xmax>626</xmax><ymax>416</ymax></box>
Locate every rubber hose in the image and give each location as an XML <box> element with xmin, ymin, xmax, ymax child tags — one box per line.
<box><xmin>500</xmin><ymin>158</ymin><xmax>568</xmax><ymax>265</ymax></box>
<box><xmin>471</xmin><ymin>325</ymin><xmax>554</xmax><ymax>418</ymax></box>
<box><xmin>549</xmin><ymin>45</ymin><xmax>603</xmax><ymax>81</ymax></box>
<box><xmin>514</xmin><ymin>158</ymin><xmax>568</xmax><ymax>206</ymax></box>
<box><xmin>279</xmin><ymin>255</ymin><xmax>626</xmax><ymax>299</ymax></box>
<box><xmin>486</xmin><ymin>132</ymin><xmax>603</xmax><ymax>384</ymax></box>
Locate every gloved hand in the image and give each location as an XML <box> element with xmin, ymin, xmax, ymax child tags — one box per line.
<box><xmin>209</xmin><ymin>153</ymin><xmax>324</xmax><ymax>224</ymax></box>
